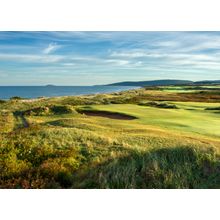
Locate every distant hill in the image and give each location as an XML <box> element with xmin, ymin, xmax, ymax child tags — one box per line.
<box><xmin>105</xmin><ymin>79</ymin><xmax>220</xmax><ymax>87</ymax></box>
<box><xmin>105</xmin><ymin>79</ymin><xmax>194</xmax><ymax>87</ymax></box>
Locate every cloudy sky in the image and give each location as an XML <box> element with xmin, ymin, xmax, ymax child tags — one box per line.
<box><xmin>0</xmin><ymin>31</ymin><xmax>220</xmax><ymax>85</ymax></box>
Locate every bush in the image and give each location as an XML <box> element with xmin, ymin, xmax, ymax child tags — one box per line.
<box><xmin>24</xmin><ymin>106</ymin><xmax>50</xmax><ymax>116</ymax></box>
<box><xmin>0</xmin><ymin>99</ymin><xmax>6</xmax><ymax>104</ymax></box>
<box><xmin>50</xmin><ymin>105</ymin><xmax>77</xmax><ymax>114</ymax></box>
<box><xmin>23</xmin><ymin>105</ymin><xmax>78</xmax><ymax>116</ymax></box>
<box><xmin>10</xmin><ymin>96</ymin><xmax>23</xmax><ymax>100</ymax></box>
<box><xmin>205</xmin><ymin>106</ymin><xmax>220</xmax><ymax>110</ymax></box>
<box><xmin>56</xmin><ymin>171</ymin><xmax>73</xmax><ymax>188</ymax></box>
<box><xmin>139</xmin><ymin>101</ymin><xmax>178</xmax><ymax>109</ymax></box>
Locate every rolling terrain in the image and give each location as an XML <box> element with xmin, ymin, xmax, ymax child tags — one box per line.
<box><xmin>0</xmin><ymin>85</ymin><xmax>220</xmax><ymax>188</ymax></box>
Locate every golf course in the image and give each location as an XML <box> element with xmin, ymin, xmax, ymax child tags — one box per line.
<box><xmin>1</xmin><ymin>85</ymin><xmax>220</xmax><ymax>188</ymax></box>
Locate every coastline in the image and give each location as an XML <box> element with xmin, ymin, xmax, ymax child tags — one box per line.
<box><xmin>0</xmin><ymin>85</ymin><xmax>139</xmax><ymax>100</ymax></box>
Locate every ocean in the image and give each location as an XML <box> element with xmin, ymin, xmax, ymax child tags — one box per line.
<box><xmin>0</xmin><ymin>86</ymin><xmax>138</xmax><ymax>99</ymax></box>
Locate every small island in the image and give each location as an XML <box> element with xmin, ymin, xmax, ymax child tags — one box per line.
<box><xmin>45</xmin><ymin>84</ymin><xmax>56</xmax><ymax>87</ymax></box>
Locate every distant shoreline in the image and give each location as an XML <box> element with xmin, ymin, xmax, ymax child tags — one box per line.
<box><xmin>0</xmin><ymin>85</ymin><xmax>139</xmax><ymax>100</ymax></box>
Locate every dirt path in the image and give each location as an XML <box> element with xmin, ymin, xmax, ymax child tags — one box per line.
<box><xmin>80</xmin><ymin>110</ymin><xmax>137</xmax><ymax>120</ymax></box>
<box><xmin>13</xmin><ymin>112</ymin><xmax>29</xmax><ymax>128</ymax></box>
<box><xmin>19</xmin><ymin>114</ymin><xmax>29</xmax><ymax>128</ymax></box>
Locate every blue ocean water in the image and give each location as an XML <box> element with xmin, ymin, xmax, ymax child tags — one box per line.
<box><xmin>0</xmin><ymin>86</ymin><xmax>138</xmax><ymax>99</ymax></box>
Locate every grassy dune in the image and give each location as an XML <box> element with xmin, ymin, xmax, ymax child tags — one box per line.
<box><xmin>0</xmin><ymin>86</ymin><xmax>220</xmax><ymax>188</ymax></box>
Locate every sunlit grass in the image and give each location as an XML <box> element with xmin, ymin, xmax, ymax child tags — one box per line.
<box><xmin>1</xmin><ymin>86</ymin><xmax>220</xmax><ymax>188</ymax></box>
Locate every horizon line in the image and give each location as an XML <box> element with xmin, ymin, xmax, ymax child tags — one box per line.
<box><xmin>0</xmin><ymin>78</ymin><xmax>220</xmax><ymax>86</ymax></box>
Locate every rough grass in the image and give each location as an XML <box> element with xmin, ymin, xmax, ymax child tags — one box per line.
<box><xmin>0</xmin><ymin>110</ymin><xmax>14</xmax><ymax>133</ymax></box>
<box><xmin>1</xmin><ymin>119</ymin><xmax>219</xmax><ymax>188</ymax></box>
<box><xmin>23</xmin><ymin>105</ymin><xmax>78</xmax><ymax>116</ymax></box>
<box><xmin>138</xmin><ymin>101</ymin><xmax>178</xmax><ymax>109</ymax></box>
<box><xmin>75</xmin><ymin>146</ymin><xmax>220</xmax><ymax>189</ymax></box>
<box><xmin>1</xmin><ymin>86</ymin><xmax>220</xmax><ymax>188</ymax></box>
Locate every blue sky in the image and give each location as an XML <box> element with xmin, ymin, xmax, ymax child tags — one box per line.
<box><xmin>0</xmin><ymin>31</ymin><xmax>220</xmax><ymax>85</ymax></box>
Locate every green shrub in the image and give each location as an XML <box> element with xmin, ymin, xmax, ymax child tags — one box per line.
<box><xmin>56</xmin><ymin>171</ymin><xmax>73</xmax><ymax>188</ymax></box>
<box><xmin>139</xmin><ymin>101</ymin><xmax>178</xmax><ymax>109</ymax></box>
<box><xmin>24</xmin><ymin>106</ymin><xmax>50</xmax><ymax>116</ymax></box>
<box><xmin>0</xmin><ymin>99</ymin><xmax>6</xmax><ymax>104</ymax></box>
<box><xmin>10</xmin><ymin>96</ymin><xmax>22</xmax><ymax>100</ymax></box>
<box><xmin>205</xmin><ymin>106</ymin><xmax>220</xmax><ymax>110</ymax></box>
<box><xmin>23</xmin><ymin>105</ymin><xmax>78</xmax><ymax>116</ymax></box>
<box><xmin>50</xmin><ymin>105</ymin><xmax>77</xmax><ymax>114</ymax></box>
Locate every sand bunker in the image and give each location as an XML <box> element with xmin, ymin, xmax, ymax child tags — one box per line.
<box><xmin>80</xmin><ymin>110</ymin><xmax>137</xmax><ymax>120</ymax></box>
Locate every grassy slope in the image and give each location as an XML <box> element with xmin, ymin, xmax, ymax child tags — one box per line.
<box><xmin>1</xmin><ymin>86</ymin><xmax>220</xmax><ymax>188</ymax></box>
<box><xmin>86</xmin><ymin>103</ymin><xmax>220</xmax><ymax>138</ymax></box>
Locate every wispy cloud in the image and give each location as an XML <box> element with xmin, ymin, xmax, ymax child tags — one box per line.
<box><xmin>43</xmin><ymin>43</ymin><xmax>61</xmax><ymax>54</ymax></box>
<box><xmin>0</xmin><ymin>53</ymin><xmax>64</xmax><ymax>63</ymax></box>
<box><xmin>104</xmin><ymin>59</ymin><xmax>130</xmax><ymax>66</ymax></box>
<box><xmin>1</xmin><ymin>31</ymin><xmax>220</xmax><ymax>85</ymax></box>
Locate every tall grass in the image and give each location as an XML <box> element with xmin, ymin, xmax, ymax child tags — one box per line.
<box><xmin>1</xmin><ymin>86</ymin><xmax>220</xmax><ymax>188</ymax></box>
<box><xmin>76</xmin><ymin>146</ymin><xmax>220</xmax><ymax>189</ymax></box>
<box><xmin>1</xmin><ymin>121</ymin><xmax>220</xmax><ymax>188</ymax></box>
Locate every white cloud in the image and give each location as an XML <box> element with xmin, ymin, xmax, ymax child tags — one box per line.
<box><xmin>105</xmin><ymin>59</ymin><xmax>130</xmax><ymax>66</ymax></box>
<box><xmin>153</xmin><ymin>41</ymin><xmax>181</xmax><ymax>48</ymax></box>
<box><xmin>43</xmin><ymin>43</ymin><xmax>61</xmax><ymax>54</ymax></box>
<box><xmin>110</xmin><ymin>51</ymin><xmax>149</xmax><ymax>58</ymax></box>
<box><xmin>0</xmin><ymin>53</ymin><xmax>64</xmax><ymax>63</ymax></box>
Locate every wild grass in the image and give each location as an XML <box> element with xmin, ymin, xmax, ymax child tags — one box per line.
<box><xmin>75</xmin><ymin>146</ymin><xmax>220</xmax><ymax>189</ymax></box>
<box><xmin>138</xmin><ymin>101</ymin><xmax>178</xmax><ymax>109</ymax></box>
<box><xmin>0</xmin><ymin>110</ymin><xmax>14</xmax><ymax>133</ymax></box>
<box><xmin>1</xmin><ymin>85</ymin><xmax>220</xmax><ymax>188</ymax></box>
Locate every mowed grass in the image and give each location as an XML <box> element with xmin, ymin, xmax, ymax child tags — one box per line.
<box><xmin>83</xmin><ymin>103</ymin><xmax>220</xmax><ymax>139</ymax></box>
<box><xmin>1</xmin><ymin>87</ymin><xmax>220</xmax><ymax>188</ymax></box>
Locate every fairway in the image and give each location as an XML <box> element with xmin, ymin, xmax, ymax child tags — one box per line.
<box><xmin>83</xmin><ymin>103</ymin><xmax>220</xmax><ymax>139</ymax></box>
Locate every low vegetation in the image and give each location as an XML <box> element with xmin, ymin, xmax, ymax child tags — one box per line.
<box><xmin>76</xmin><ymin>146</ymin><xmax>220</xmax><ymax>189</ymax></box>
<box><xmin>0</xmin><ymin>110</ymin><xmax>14</xmax><ymax>133</ymax></box>
<box><xmin>138</xmin><ymin>101</ymin><xmax>178</xmax><ymax>109</ymax></box>
<box><xmin>0</xmin><ymin>85</ymin><xmax>220</xmax><ymax>188</ymax></box>
<box><xmin>0</xmin><ymin>99</ymin><xmax>6</xmax><ymax>104</ymax></box>
<box><xmin>23</xmin><ymin>105</ymin><xmax>77</xmax><ymax>116</ymax></box>
<box><xmin>205</xmin><ymin>106</ymin><xmax>220</xmax><ymax>111</ymax></box>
